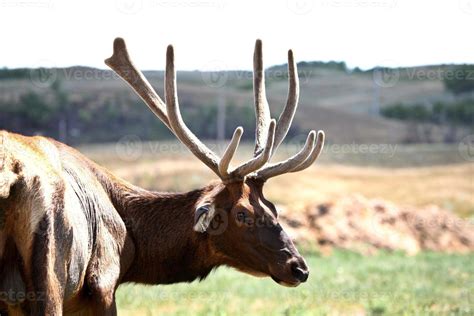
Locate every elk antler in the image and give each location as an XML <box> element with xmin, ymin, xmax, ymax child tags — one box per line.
<box><xmin>104</xmin><ymin>38</ymin><xmax>171</xmax><ymax>130</ymax></box>
<box><xmin>251</xmin><ymin>45</ymin><xmax>325</xmax><ymax>181</ymax></box>
<box><xmin>106</xmin><ymin>38</ymin><xmax>324</xmax><ymax>182</ymax></box>
<box><xmin>105</xmin><ymin>38</ymin><xmax>278</xmax><ymax>182</ymax></box>
<box><xmin>253</xmin><ymin>40</ymin><xmax>271</xmax><ymax>156</ymax></box>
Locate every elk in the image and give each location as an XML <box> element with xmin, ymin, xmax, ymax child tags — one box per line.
<box><xmin>0</xmin><ymin>38</ymin><xmax>324</xmax><ymax>315</ymax></box>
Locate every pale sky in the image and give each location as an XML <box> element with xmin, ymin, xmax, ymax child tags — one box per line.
<box><xmin>0</xmin><ymin>0</ymin><xmax>473</xmax><ymax>71</ymax></box>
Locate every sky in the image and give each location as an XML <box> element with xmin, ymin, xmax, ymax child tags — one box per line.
<box><xmin>0</xmin><ymin>0</ymin><xmax>473</xmax><ymax>71</ymax></box>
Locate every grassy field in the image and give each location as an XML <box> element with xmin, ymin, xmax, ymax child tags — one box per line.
<box><xmin>116</xmin><ymin>251</ymin><xmax>474</xmax><ymax>315</ymax></box>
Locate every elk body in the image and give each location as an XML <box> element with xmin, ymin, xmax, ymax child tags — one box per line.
<box><xmin>0</xmin><ymin>39</ymin><xmax>324</xmax><ymax>315</ymax></box>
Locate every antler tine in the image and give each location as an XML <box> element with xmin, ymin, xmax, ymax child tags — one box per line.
<box><xmin>105</xmin><ymin>38</ymin><xmax>171</xmax><ymax>130</ymax></box>
<box><xmin>253</xmin><ymin>39</ymin><xmax>271</xmax><ymax>156</ymax></box>
<box><xmin>291</xmin><ymin>130</ymin><xmax>325</xmax><ymax>172</ymax></box>
<box><xmin>253</xmin><ymin>45</ymin><xmax>325</xmax><ymax>180</ymax></box>
<box><xmin>231</xmin><ymin>120</ymin><xmax>276</xmax><ymax>178</ymax></box>
<box><xmin>255</xmin><ymin>130</ymin><xmax>316</xmax><ymax>180</ymax></box>
<box><xmin>165</xmin><ymin>45</ymin><xmax>223</xmax><ymax>176</ymax></box>
<box><xmin>218</xmin><ymin>127</ymin><xmax>243</xmax><ymax>179</ymax></box>
<box><xmin>107</xmin><ymin>38</ymin><xmax>324</xmax><ymax>182</ymax></box>
<box><xmin>273</xmin><ymin>49</ymin><xmax>299</xmax><ymax>153</ymax></box>
<box><xmin>215</xmin><ymin>41</ymin><xmax>276</xmax><ymax>181</ymax></box>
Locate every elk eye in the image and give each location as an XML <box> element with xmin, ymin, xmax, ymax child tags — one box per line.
<box><xmin>236</xmin><ymin>212</ymin><xmax>246</xmax><ymax>223</ymax></box>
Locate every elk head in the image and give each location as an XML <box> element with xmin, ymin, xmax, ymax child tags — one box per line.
<box><xmin>106</xmin><ymin>38</ymin><xmax>324</xmax><ymax>287</ymax></box>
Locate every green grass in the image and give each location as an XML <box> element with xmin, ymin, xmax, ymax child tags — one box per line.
<box><xmin>116</xmin><ymin>251</ymin><xmax>474</xmax><ymax>315</ymax></box>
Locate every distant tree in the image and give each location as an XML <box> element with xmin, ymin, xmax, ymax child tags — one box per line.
<box><xmin>444</xmin><ymin>65</ymin><xmax>474</xmax><ymax>95</ymax></box>
<box><xmin>450</xmin><ymin>99</ymin><xmax>474</xmax><ymax>126</ymax></box>
<box><xmin>0</xmin><ymin>67</ymin><xmax>30</xmax><ymax>80</ymax></box>
<box><xmin>381</xmin><ymin>103</ymin><xmax>429</xmax><ymax>122</ymax></box>
<box><xmin>432</xmin><ymin>102</ymin><xmax>445</xmax><ymax>124</ymax></box>
<box><xmin>382</xmin><ymin>100</ymin><xmax>474</xmax><ymax>143</ymax></box>
<box><xmin>18</xmin><ymin>91</ymin><xmax>54</xmax><ymax>125</ymax></box>
<box><xmin>381</xmin><ymin>103</ymin><xmax>407</xmax><ymax>120</ymax></box>
<box><xmin>410</xmin><ymin>104</ymin><xmax>430</xmax><ymax>122</ymax></box>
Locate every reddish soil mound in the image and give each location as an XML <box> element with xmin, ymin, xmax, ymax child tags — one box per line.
<box><xmin>280</xmin><ymin>195</ymin><xmax>474</xmax><ymax>254</ymax></box>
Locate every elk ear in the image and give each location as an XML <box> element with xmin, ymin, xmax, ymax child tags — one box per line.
<box><xmin>193</xmin><ymin>203</ymin><xmax>218</xmax><ymax>233</ymax></box>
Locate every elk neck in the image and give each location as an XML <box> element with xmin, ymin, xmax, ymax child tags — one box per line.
<box><xmin>94</xmin><ymin>167</ymin><xmax>225</xmax><ymax>285</ymax></box>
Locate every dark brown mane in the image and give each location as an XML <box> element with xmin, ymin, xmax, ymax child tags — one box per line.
<box><xmin>101</xmin><ymin>176</ymin><xmax>223</xmax><ymax>284</ymax></box>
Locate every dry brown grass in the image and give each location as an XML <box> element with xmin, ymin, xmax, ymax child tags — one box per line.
<box><xmin>266</xmin><ymin>163</ymin><xmax>474</xmax><ymax>217</ymax></box>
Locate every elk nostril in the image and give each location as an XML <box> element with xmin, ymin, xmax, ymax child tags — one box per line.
<box><xmin>291</xmin><ymin>262</ymin><xmax>309</xmax><ymax>282</ymax></box>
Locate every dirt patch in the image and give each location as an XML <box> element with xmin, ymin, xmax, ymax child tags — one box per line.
<box><xmin>280</xmin><ymin>195</ymin><xmax>474</xmax><ymax>255</ymax></box>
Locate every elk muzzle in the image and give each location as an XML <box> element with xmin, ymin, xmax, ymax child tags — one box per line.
<box><xmin>290</xmin><ymin>256</ymin><xmax>309</xmax><ymax>282</ymax></box>
<box><xmin>265</xmin><ymin>229</ymin><xmax>310</xmax><ymax>287</ymax></box>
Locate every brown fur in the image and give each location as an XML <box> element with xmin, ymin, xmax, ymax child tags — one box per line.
<box><xmin>0</xmin><ymin>131</ymin><xmax>309</xmax><ymax>315</ymax></box>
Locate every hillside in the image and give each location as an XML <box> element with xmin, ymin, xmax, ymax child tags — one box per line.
<box><xmin>0</xmin><ymin>63</ymin><xmax>469</xmax><ymax>144</ymax></box>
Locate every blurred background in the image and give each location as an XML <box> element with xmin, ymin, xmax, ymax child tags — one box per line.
<box><xmin>0</xmin><ymin>0</ymin><xmax>473</xmax><ymax>314</ymax></box>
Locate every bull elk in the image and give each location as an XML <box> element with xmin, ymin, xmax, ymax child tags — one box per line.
<box><xmin>0</xmin><ymin>38</ymin><xmax>324</xmax><ymax>315</ymax></box>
